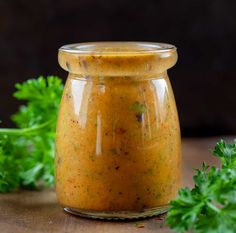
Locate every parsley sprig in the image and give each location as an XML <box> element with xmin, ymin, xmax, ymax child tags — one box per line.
<box><xmin>0</xmin><ymin>76</ymin><xmax>63</xmax><ymax>192</ymax></box>
<box><xmin>167</xmin><ymin>139</ymin><xmax>236</xmax><ymax>233</ymax></box>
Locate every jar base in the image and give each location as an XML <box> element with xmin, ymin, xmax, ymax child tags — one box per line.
<box><xmin>63</xmin><ymin>205</ymin><xmax>169</xmax><ymax>220</ymax></box>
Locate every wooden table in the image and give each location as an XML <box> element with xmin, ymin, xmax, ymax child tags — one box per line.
<box><xmin>0</xmin><ymin>137</ymin><xmax>232</xmax><ymax>233</ymax></box>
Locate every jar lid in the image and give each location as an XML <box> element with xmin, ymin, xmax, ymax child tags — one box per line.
<box><xmin>58</xmin><ymin>42</ymin><xmax>177</xmax><ymax>76</ymax></box>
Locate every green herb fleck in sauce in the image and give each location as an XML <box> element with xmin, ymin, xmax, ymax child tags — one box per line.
<box><xmin>130</xmin><ymin>101</ymin><xmax>147</xmax><ymax>113</ymax></box>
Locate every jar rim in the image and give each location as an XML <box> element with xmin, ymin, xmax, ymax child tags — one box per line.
<box><xmin>59</xmin><ymin>41</ymin><xmax>176</xmax><ymax>55</ymax></box>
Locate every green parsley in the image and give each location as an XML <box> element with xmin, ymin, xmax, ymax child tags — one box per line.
<box><xmin>0</xmin><ymin>76</ymin><xmax>63</xmax><ymax>192</ymax></box>
<box><xmin>167</xmin><ymin>139</ymin><xmax>236</xmax><ymax>233</ymax></box>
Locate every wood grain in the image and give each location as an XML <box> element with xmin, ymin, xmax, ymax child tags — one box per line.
<box><xmin>0</xmin><ymin>137</ymin><xmax>232</xmax><ymax>233</ymax></box>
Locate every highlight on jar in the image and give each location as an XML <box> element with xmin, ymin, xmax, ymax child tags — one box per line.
<box><xmin>55</xmin><ymin>42</ymin><xmax>182</xmax><ymax>220</ymax></box>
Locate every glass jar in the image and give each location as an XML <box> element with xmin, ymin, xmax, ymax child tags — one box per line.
<box><xmin>55</xmin><ymin>42</ymin><xmax>181</xmax><ymax>220</ymax></box>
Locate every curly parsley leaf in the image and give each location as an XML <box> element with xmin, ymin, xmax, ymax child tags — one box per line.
<box><xmin>0</xmin><ymin>76</ymin><xmax>63</xmax><ymax>192</ymax></box>
<box><xmin>167</xmin><ymin>140</ymin><xmax>236</xmax><ymax>233</ymax></box>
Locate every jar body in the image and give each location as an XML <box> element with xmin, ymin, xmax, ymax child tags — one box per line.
<box><xmin>55</xmin><ymin>71</ymin><xmax>181</xmax><ymax>219</ymax></box>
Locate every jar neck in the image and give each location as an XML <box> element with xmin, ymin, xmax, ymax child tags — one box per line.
<box><xmin>68</xmin><ymin>72</ymin><xmax>168</xmax><ymax>82</ymax></box>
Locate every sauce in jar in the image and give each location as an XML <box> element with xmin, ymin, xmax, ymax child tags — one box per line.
<box><xmin>56</xmin><ymin>42</ymin><xmax>181</xmax><ymax>219</ymax></box>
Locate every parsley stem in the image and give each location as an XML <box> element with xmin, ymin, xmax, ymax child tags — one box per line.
<box><xmin>206</xmin><ymin>202</ymin><xmax>221</xmax><ymax>213</ymax></box>
<box><xmin>0</xmin><ymin>119</ymin><xmax>54</xmax><ymax>136</ymax></box>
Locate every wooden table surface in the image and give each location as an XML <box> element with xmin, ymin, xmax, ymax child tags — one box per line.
<box><xmin>0</xmin><ymin>137</ymin><xmax>232</xmax><ymax>233</ymax></box>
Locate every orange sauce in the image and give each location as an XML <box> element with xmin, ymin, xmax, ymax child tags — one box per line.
<box><xmin>56</xmin><ymin>43</ymin><xmax>181</xmax><ymax>212</ymax></box>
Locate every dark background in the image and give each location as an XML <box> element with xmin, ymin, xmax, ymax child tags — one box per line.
<box><xmin>1</xmin><ymin>0</ymin><xmax>236</xmax><ymax>136</ymax></box>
